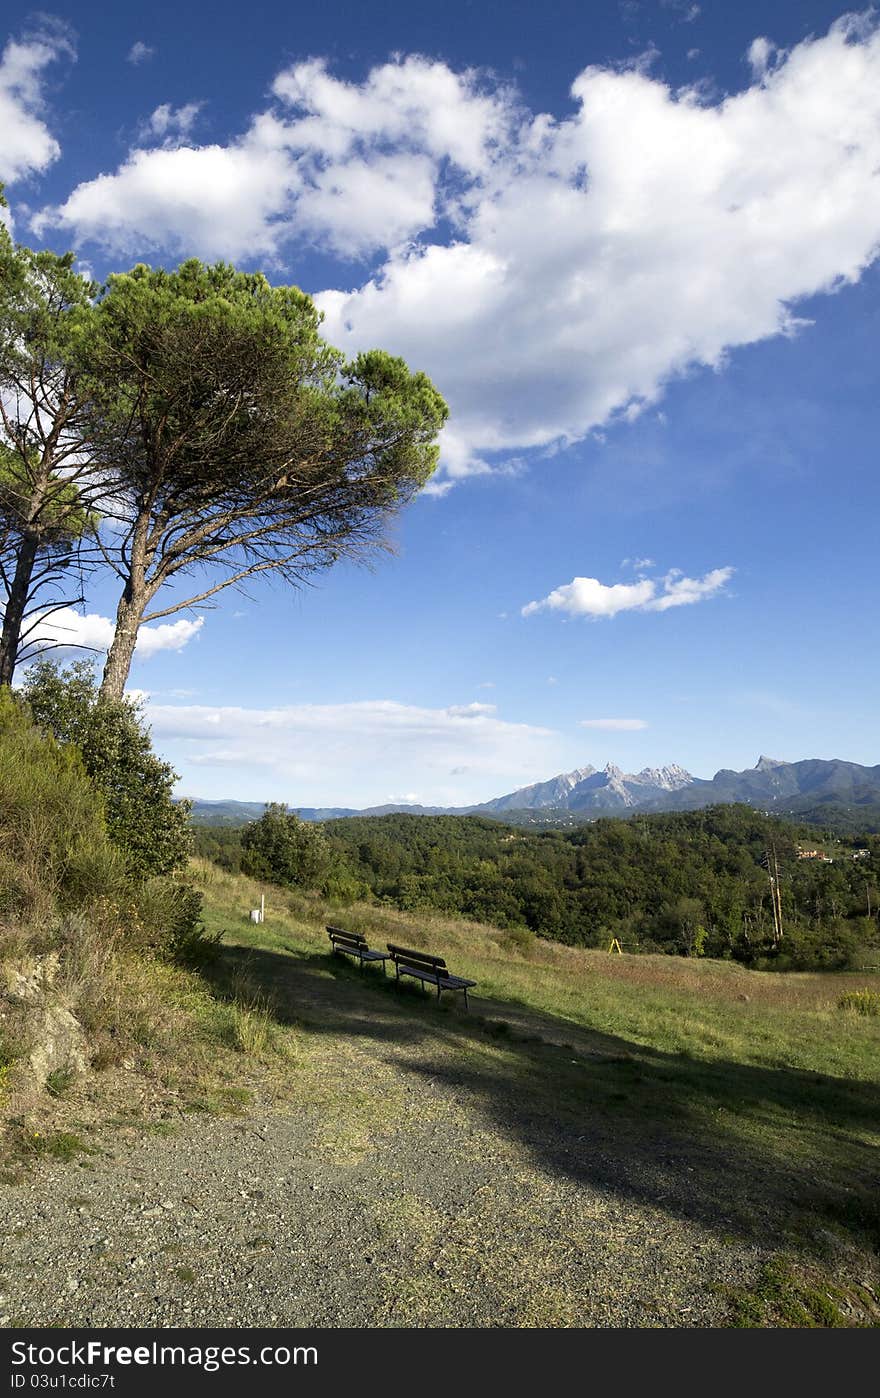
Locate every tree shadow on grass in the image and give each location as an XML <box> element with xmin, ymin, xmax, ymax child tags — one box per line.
<box><xmin>206</xmin><ymin>940</ymin><xmax>880</xmax><ymax>1257</ymax></box>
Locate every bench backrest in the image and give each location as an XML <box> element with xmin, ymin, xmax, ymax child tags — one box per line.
<box><xmin>327</xmin><ymin>926</ymin><xmax>367</xmax><ymax>948</ymax></box>
<box><xmin>387</xmin><ymin>943</ymin><xmax>447</xmax><ymax>973</ymax></box>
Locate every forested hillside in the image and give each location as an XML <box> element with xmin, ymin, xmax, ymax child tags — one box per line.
<box><xmin>195</xmin><ymin>806</ymin><xmax>880</xmax><ymax>970</ymax></box>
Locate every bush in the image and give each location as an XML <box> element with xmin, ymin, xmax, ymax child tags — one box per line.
<box><xmin>0</xmin><ymin>687</ymin><xmax>117</xmax><ymax>922</ymax></box>
<box><xmin>21</xmin><ymin>659</ymin><xmax>193</xmax><ymax>879</ymax></box>
<box><xmin>500</xmin><ymin>925</ymin><xmax>536</xmax><ymax>957</ymax></box>
<box><xmin>837</xmin><ymin>989</ymin><xmax>880</xmax><ymax>1016</ymax></box>
<box><xmin>321</xmin><ymin>869</ymin><xmax>367</xmax><ymax>906</ymax></box>
<box><xmin>132</xmin><ymin>878</ymin><xmax>218</xmax><ymax>964</ymax></box>
<box><xmin>241</xmin><ymin>804</ymin><xmax>331</xmax><ymax>889</ymax></box>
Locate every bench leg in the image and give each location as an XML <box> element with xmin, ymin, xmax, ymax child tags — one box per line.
<box><xmin>436</xmin><ymin>981</ymin><xmax>441</xmax><ymax>1001</ymax></box>
<box><xmin>463</xmin><ymin>987</ymin><xmax>469</xmax><ymax>1012</ymax></box>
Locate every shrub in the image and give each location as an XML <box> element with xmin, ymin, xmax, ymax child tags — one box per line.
<box><xmin>132</xmin><ymin>878</ymin><xmax>218</xmax><ymax>964</ymax></box>
<box><xmin>0</xmin><ymin>687</ymin><xmax>116</xmax><ymax>921</ymax></box>
<box><xmin>21</xmin><ymin>659</ymin><xmax>193</xmax><ymax>879</ymax></box>
<box><xmin>500</xmin><ymin>925</ymin><xmax>536</xmax><ymax>957</ymax></box>
<box><xmin>321</xmin><ymin>869</ymin><xmax>368</xmax><ymax>905</ymax></box>
<box><xmin>241</xmin><ymin>804</ymin><xmax>330</xmax><ymax>889</ymax></box>
<box><xmin>837</xmin><ymin>989</ymin><xmax>880</xmax><ymax>1016</ymax></box>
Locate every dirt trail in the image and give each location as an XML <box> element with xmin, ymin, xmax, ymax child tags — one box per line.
<box><xmin>0</xmin><ymin>943</ymin><xmax>777</xmax><ymax>1327</ymax></box>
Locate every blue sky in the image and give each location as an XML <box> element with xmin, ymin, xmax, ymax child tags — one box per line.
<box><xmin>2</xmin><ymin>0</ymin><xmax>879</xmax><ymax>805</ymax></box>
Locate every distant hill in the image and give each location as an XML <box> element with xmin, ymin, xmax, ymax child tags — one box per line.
<box><xmin>187</xmin><ymin>755</ymin><xmax>880</xmax><ymax>830</ymax></box>
<box><xmin>188</xmin><ymin>798</ymin><xmax>460</xmax><ymax>825</ymax></box>
<box><xmin>188</xmin><ymin>800</ymin><xmax>270</xmax><ymax>826</ymax></box>
<box><xmin>641</xmin><ymin>756</ymin><xmax>880</xmax><ymax>815</ymax></box>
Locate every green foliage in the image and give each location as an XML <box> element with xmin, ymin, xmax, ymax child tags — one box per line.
<box><xmin>320</xmin><ymin>868</ymin><xmax>368</xmax><ymax>906</ymax></box>
<box><xmin>22</xmin><ymin>659</ymin><xmax>193</xmax><ymax>878</ymax></box>
<box><xmin>499</xmin><ymin>925</ymin><xmax>537</xmax><ymax>957</ymax></box>
<box><xmin>837</xmin><ymin>989</ymin><xmax>880</xmax><ymax>1016</ymax></box>
<box><xmin>0</xmin><ymin>685</ymin><xmax>120</xmax><ymax>920</ymax></box>
<box><xmin>241</xmin><ymin>803</ymin><xmax>331</xmax><ymax>890</ymax></box>
<box><xmin>82</xmin><ymin>258</ymin><xmax>448</xmax><ymax>698</ymax></box>
<box><xmin>314</xmin><ymin>807</ymin><xmax>879</xmax><ymax>971</ymax></box>
<box><xmin>192</xmin><ymin>824</ymin><xmax>246</xmax><ymax>874</ymax></box>
<box><xmin>131</xmin><ymin>877</ymin><xmax>215</xmax><ymax>964</ymax></box>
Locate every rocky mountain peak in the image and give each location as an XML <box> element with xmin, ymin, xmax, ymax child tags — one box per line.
<box><xmin>755</xmin><ymin>755</ymin><xmax>785</xmax><ymax>772</ymax></box>
<box><xmin>635</xmin><ymin>763</ymin><xmax>694</xmax><ymax>791</ymax></box>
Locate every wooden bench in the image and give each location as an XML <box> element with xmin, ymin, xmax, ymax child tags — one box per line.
<box><xmin>327</xmin><ymin>926</ymin><xmax>389</xmax><ymax>974</ymax></box>
<box><xmin>386</xmin><ymin>944</ymin><xmax>476</xmax><ymax>1010</ymax></box>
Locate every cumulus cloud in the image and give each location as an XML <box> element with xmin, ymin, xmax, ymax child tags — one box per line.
<box><xmin>578</xmin><ymin>718</ymin><xmax>648</xmax><ymax>730</ymax></box>
<box><xmin>32</xmin><ymin>17</ymin><xmax>880</xmax><ymax>485</ymax></box>
<box><xmin>146</xmin><ymin>698</ymin><xmax>560</xmax><ymax>806</ymax></box>
<box><xmin>25</xmin><ymin>608</ymin><xmax>203</xmax><ymax>659</ymax></box>
<box><xmin>138</xmin><ymin>102</ymin><xmax>203</xmax><ymax>146</ymax></box>
<box><xmin>32</xmin><ymin>137</ymin><xmax>302</xmax><ymax>259</ymax></box>
<box><xmin>317</xmin><ymin>16</ymin><xmax>880</xmax><ymax>483</ymax></box>
<box><xmin>0</xmin><ymin>21</ymin><xmax>74</xmax><ymax>184</ymax></box>
<box><xmin>127</xmin><ymin>41</ymin><xmax>154</xmax><ymax>66</ymax></box>
<box><xmin>35</xmin><ymin>54</ymin><xmax>513</xmax><ymax>260</ymax></box>
<box><xmin>523</xmin><ymin>566</ymin><xmax>732</xmax><ymax>618</ymax></box>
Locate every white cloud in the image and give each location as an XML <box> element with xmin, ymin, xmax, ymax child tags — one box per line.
<box><xmin>295</xmin><ymin>151</ymin><xmax>437</xmax><ymax>257</ymax></box>
<box><xmin>621</xmin><ymin>556</ymin><xmax>656</xmax><ymax>570</ymax></box>
<box><xmin>578</xmin><ymin>717</ymin><xmax>648</xmax><ymax>730</ymax></box>
<box><xmin>127</xmin><ymin>41</ymin><xmax>154</xmax><ymax>66</ymax></box>
<box><xmin>747</xmin><ymin>36</ymin><xmax>778</xmax><ymax>80</ymax></box>
<box><xmin>147</xmin><ymin>698</ymin><xmax>561</xmax><ymax>806</ymax></box>
<box><xmin>35</xmin><ymin>54</ymin><xmax>514</xmax><ymax>260</ymax></box>
<box><xmin>316</xmin><ymin>16</ymin><xmax>880</xmax><ymax>483</ymax></box>
<box><xmin>270</xmin><ymin>56</ymin><xmax>512</xmax><ymax>175</ymax></box>
<box><xmin>33</xmin><ymin>141</ymin><xmax>298</xmax><ymax>259</ymax></box>
<box><xmin>523</xmin><ymin>576</ymin><xmax>655</xmax><ymax>619</ymax></box>
<box><xmin>644</xmin><ymin>566</ymin><xmax>734</xmax><ymax>611</ymax></box>
<box><xmin>0</xmin><ymin>22</ymin><xmax>74</xmax><ymax>185</ymax></box>
<box><xmin>32</xmin><ymin>17</ymin><xmax>880</xmax><ymax>486</ymax></box>
<box><xmin>139</xmin><ymin>102</ymin><xmax>203</xmax><ymax>146</ymax></box>
<box><xmin>523</xmin><ymin>566</ymin><xmax>732</xmax><ymax>618</ymax></box>
<box><xmin>133</xmin><ymin>617</ymin><xmax>204</xmax><ymax>657</ymax></box>
<box><xmin>25</xmin><ymin>608</ymin><xmax>203</xmax><ymax>659</ymax></box>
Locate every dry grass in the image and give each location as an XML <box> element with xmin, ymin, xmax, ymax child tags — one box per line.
<box><xmin>191</xmin><ymin>858</ymin><xmax>880</xmax><ymax>1082</ymax></box>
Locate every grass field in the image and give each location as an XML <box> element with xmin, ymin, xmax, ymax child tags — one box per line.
<box><xmin>190</xmin><ymin>859</ymin><xmax>880</xmax><ymax>1325</ymax></box>
<box><xmin>4</xmin><ymin>859</ymin><xmax>878</xmax><ymax>1326</ymax></box>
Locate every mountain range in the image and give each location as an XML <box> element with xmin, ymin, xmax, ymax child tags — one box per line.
<box><xmin>188</xmin><ymin>754</ymin><xmax>880</xmax><ymax>827</ymax></box>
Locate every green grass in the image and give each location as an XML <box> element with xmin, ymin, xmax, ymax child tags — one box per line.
<box><xmin>194</xmin><ymin>859</ymin><xmax>880</xmax><ymax>1081</ymax></box>
<box><xmin>190</xmin><ymin>857</ymin><xmax>880</xmax><ymax>1314</ymax></box>
<box><xmin>838</xmin><ymin>988</ymin><xmax>880</xmax><ymax>1017</ymax></box>
<box><xmin>724</xmin><ymin>1255</ymin><xmax>876</xmax><ymax>1328</ymax></box>
<box><xmin>8</xmin><ymin>855</ymin><xmax>876</xmax><ymax>1326</ymax></box>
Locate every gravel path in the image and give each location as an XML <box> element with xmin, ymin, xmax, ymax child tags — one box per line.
<box><xmin>0</xmin><ymin>970</ymin><xmax>770</xmax><ymax>1329</ymax></box>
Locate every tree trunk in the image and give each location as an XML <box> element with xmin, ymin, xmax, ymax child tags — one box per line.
<box><xmin>0</xmin><ymin>534</ymin><xmax>40</xmax><ymax>686</ymax></box>
<box><xmin>100</xmin><ymin>505</ymin><xmax>153</xmax><ymax>703</ymax></box>
<box><xmin>99</xmin><ymin>589</ymin><xmax>145</xmax><ymax>701</ymax></box>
